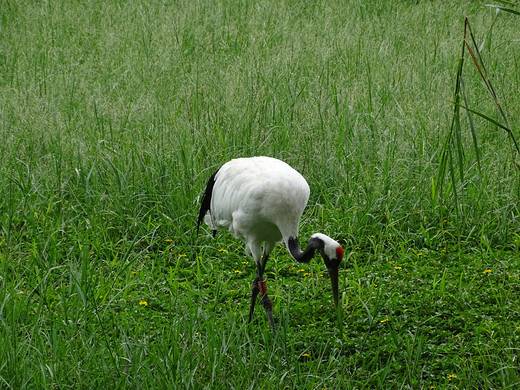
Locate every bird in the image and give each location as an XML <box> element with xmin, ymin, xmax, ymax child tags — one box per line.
<box><xmin>197</xmin><ymin>156</ymin><xmax>343</xmax><ymax>329</ymax></box>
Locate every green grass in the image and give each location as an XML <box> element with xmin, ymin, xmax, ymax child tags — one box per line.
<box><xmin>1</xmin><ymin>0</ymin><xmax>520</xmax><ymax>388</ymax></box>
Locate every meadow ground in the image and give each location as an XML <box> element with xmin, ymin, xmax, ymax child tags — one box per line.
<box><xmin>1</xmin><ymin>0</ymin><xmax>520</xmax><ymax>388</ymax></box>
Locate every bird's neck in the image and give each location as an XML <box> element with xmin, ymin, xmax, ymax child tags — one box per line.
<box><xmin>287</xmin><ymin>236</ymin><xmax>319</xmax><ymax>263</ymax></box>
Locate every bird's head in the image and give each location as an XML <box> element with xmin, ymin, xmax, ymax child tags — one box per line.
<box><xmin>310</xmin><ymin>233</ymin><xmax>343</xmax><ymax>308</ymax></box>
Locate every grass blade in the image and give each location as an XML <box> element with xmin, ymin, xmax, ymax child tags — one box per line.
<box><xmin>460</xmin><ymin>77</ymin><xmax>481</xmax><ymax>172</ymax></box>
<box><xmin>484</xmin><ymin>5</ymin><xmax>520</xmax><ymax>16</ymax></box>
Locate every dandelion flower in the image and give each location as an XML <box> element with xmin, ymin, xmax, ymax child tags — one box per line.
<box><xmin>242</xmin><ymin>261</ymin><xmax>248</xmax><ymax>264</ymax></box>
<box><xmin>301</xmin><ymin>353</ymin><xmax>310</xmax><ymax>357</ymax></box>
<box><xmin>139</xmin><ymin>301</ymin><xmax>148</xmax><ymax>307</ymax></box>
<box><xmin>303</xmin><ymin>273</ymin><xmax>311</xmax><ymax>277</ymax></box>
<box><xmin>234</xmin><ymin>270</ymin><xmax>242</xmax><ymax>274</ymax></box>
<box><xmin>218</xmin><ymin>249</ymin><xmax>227</xmax><ymax>252</ymax></box>
<box><xmin>447</xmin><ymin>374</ymin><xmax>456</xmax><ymax>380</ymax></box>
<box><xmin>394</xmin><ymin>266</ymin><xmax>402</xmax><ymax>270</ymax></box>
<box><xmin>483</xmin><ymin>269</ymin><xmax>492</xmax><ymax>274</ymax></box>
<box><xmin>297</xmin><ymin>269</ymin><xmax>305</xmax><ymax>272</ymax></box>
<box><xmin>380</xmin><ymin>318</ymin><xmax>389</xmax><ymax>323</ymax></box>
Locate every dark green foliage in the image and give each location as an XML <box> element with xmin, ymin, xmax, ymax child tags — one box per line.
<box><xmin>1</xmin><ymin>0</ymin><xmax>519</xmax><ymax>388</ymax></box>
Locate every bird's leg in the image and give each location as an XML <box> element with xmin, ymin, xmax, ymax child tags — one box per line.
<box><xmin>248</xmin><ymin>275</ymin><xmax>261</xmax><ymax>323</ymax></box>
<box><xmin>248</xmin><ymin>245</ymin><xmax>264</xmax><ymax>324</ymax></box>
<box><xmin>251</xmin><ymin>277</ymin><xmax>275</xmax><ymax>330</ymax></box>
<box><xmin>259</xmin><ymin>281</ymin><xmax>275</xmax><ymax>330</ymax></box>
<box><xmin>258</xmin><ymin>252</ymin><xmax>276</xmax><ymax>330</ymax></box>
<box><xmin>248</xmin><ymin>250</ymin><xmax>275</xmax><ymax>330</ymax></box>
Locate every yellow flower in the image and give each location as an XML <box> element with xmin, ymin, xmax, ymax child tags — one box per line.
<box><xmin>165</xmin><ymin>239</ymin><xmax>173</xmax><ymax>242</ymax></box>
<box><xmin>297</xmin><ymin>269</ymin><xmax>305</xmax><ymax>272</ymax></box>
<box><xmin>394</xmin><ymin>266</ymin><xmax>402</xmax><ymax>270</ymax></box>
<box><xmin>303</xmin><ymin>273</ymin><xmax>311</xmax><ymax>277</ymax></box>
<box><xmin>139</xmin><ymin>301</ymin><xmax>148</xmax><ymax>307</ymax></box>
<box><xmin>242</xmin><ymin>261</ymin><xmax>248</xmax><ymax>264</ymax></box>
<box><xmin>447</xmin><ymin>374</ymin><xmax>456</xmax><ymax>380</ymax></box>
<box><xmin>301</xmin><ymin>353</ymin><xmax>310</xmax><ymax>357</ymax></box>
<box><xmin>370</xmin><ymin>235</ymin><xmax>375</xmax><ymax>238</ymax></box>
<box><xmin>234</xmin><ymin>270</ymin><xmax>242</xmax><ymax>274</ymax></box>
<box><xmin>99</xmin><ymin>295</ymin><xmax>103</xmax><ymax>299</ymax></box>
<box><xmin>483</xmin><ymin>269</ymin><xmax>492</xmax><ymax>274</ymax></box>
<box><xmin>417</xmin><ymin>253</ymin><xmax>423</xmax><ymax>256</ymax></box>
<box><xmin>380</xmin><ymin>318</ymin><xmax>389</xmax><ymax>323</ymax></box>
<box><xmin>388</xmin><ymin>261</ymin><xmax>395</xmax><ymax>264</ymax></box>
<box><xmin>289</xmin><ymin>266</ymin><xmax>296</xmax><ymax>271</ymax></box>
<box><xmin>218</xmin><ymin>249</ymin><xmax>227</xmax><ymax>252</ymax></box>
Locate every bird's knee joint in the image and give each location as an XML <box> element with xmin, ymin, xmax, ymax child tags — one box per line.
<box><xmin>258</xmin><ymin>280</ymin><xmax>267</xmax><ymax>296</ymax></box>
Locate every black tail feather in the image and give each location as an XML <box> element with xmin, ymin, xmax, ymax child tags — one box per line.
<box><xmin>197</xmin><ymin>168</ymin><xmax>219</xmax><ymax>234</ymax></box>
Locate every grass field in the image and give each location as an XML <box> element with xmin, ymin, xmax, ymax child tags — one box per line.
<box><xmin>1</xmin><ymin>0</ymin><xmax>520</xmax><ymax>388</ymax></box>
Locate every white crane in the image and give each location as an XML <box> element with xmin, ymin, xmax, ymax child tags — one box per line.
<box><xmin>197</xmin><ymin>156</ymin><xmax>343</xmax><ymax>329</ymax></box>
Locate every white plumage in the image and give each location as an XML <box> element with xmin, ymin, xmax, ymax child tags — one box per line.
<box><xmin>197</xmin><ymin>156</ymin><xmax>343</xmax><ymax>328</ymax></box>
<box><xmin>205</xmin><ymin>157</ymin><xmax>309</xmax><ymax>252</ymax></box>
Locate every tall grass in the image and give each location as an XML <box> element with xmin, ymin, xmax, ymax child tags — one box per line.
<box><xmin>1</xmin><ymin>0</ymin><xmax>520</xmax><ymax>388</ymax></box>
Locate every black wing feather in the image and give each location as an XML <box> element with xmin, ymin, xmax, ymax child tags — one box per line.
<box><xmin>197</xmin><ymin>168</ymin><xmax>219</xmax><ymax>234</ymax></box>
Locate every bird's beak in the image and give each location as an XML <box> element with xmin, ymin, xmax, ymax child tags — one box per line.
<box><xmin>328</xmin><ymin>266</ymin><xmax>340</xmax><ymax>308</ymax></box>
